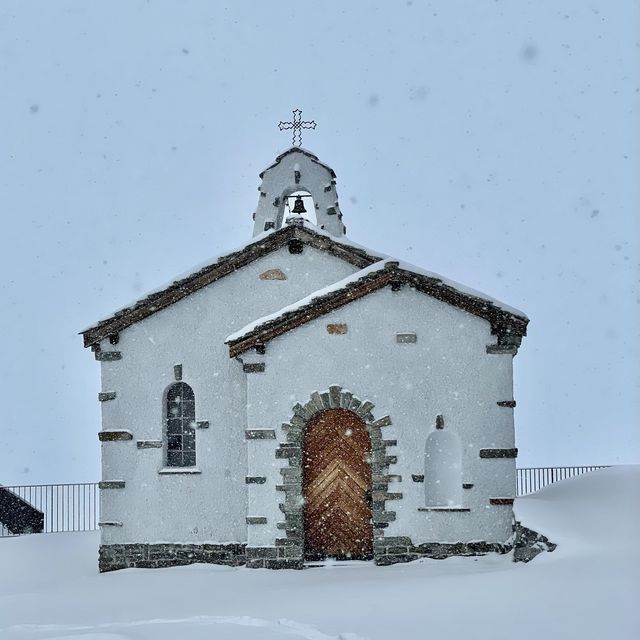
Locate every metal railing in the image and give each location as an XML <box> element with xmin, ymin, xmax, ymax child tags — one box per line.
<box><xmin>516</xmin><ymin>465</ymin><xmax>609</xmax><ymax>496</ymax></box>
<box><xmin>0</xmin><ymin>483</ymin><xmax>99</xmax><ymax>537</ymax></box>
<box><xmin>0</xmin><ymin>467</ymin><xmax>611</xmax><ymax>537</ymax></box>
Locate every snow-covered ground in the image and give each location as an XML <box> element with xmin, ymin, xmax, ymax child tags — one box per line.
<box><xmin>1</xmin><ymin>466</ymin><xmax>638</xmax><ymax>640</ymax></box>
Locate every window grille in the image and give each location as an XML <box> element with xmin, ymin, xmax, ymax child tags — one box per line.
<box><xmin>166</xmin><ymin>382</ymin><xmax>196</xmax><ymax>467</ymax></box>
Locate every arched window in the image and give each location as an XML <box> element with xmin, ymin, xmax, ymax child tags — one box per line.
<box><xmin>424</xmin><ymin>426</ymin><xmax>462</xmax><ymax>507</ymax></box>
<box><xmin>165</xmin><ymin>382</ymin><xmax>196</xmax><ymax>467</ymax></box>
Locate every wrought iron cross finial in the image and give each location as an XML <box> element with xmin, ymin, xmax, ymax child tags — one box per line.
<box><xmin>278</xmin><ymin>108</ymin><xmax>316</xmax><ymax>147</ymax></box>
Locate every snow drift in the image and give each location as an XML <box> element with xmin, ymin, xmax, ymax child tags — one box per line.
<box><xmin>0</xmin><ymin>466</ymin><xmax>638</xmax><ymax>640</ymax></box>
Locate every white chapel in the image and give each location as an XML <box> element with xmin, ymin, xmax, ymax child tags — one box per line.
<box><xmin>82</xmin><ymin>135</ymin><xmax>528</xmax><ymax>571</ymax></box>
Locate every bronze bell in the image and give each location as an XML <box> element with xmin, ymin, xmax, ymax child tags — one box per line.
<box><xmin>291</xmin><ymin>195</ymin><xmax>307</xmax><ymax>214</ymax></box>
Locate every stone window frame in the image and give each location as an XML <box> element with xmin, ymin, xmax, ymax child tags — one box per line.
<box><xmin>164</xmin><ymin>381</ymin><xmax>197</xmax><ymax>468</ymax></box>
<box><xmin>275</xmin><ymin>385</ymin><xmax>396</xmax><ymax>563</ymax></box>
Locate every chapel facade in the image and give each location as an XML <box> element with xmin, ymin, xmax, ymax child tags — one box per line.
<box><xmin>82</xmin><ymin>146</ymin><xmax>528</xmax><ymax>572</ymax></box>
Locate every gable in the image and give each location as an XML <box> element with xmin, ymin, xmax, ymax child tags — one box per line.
<box><xmin>259</xmin><ymin>147</ymin><xmax>336</xmax><ymax>179</ymax></box>
<box><xmin>81</xmin><ymin>221</ymin><xmax>383</xmax><ymax>348</ymax></box>
<box><xmin>226</xmin><ymin>260</ymin><xmax>528</xmax><ymax>358</ymax></box>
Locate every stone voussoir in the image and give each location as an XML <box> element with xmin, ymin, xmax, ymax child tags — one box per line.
<box><xmin>328</xmin><ymin>385</ymin><xmax>342</xmax><ymax>407</ymax></box>
<box><xmin>340</xmin><ymin>390</ymin><xmax>353</xmax><ymax>408</ymax></box>
<box><xmin>356</xmin><ymin>400</ymin><xmax>375</xmax><ymax>417</ymax></box>
<box><xmin>371</xmin><ymin>415</ymin><xmax>392</xmax><ymax>428</ymax></box>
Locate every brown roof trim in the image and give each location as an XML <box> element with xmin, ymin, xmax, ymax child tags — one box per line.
<box><xmin>259</xmin><ymin>147</ymin><xmax>337</xmax><ymax>179</ymax></box>
<box><xmin>227</xmin><ymin>263</ymin><xmax>528</xmax><ymax>358</ymax></box>
<box><xmin>81</xmin><ymin>223</ymin><xmax>381</xmax><ymax>348</ymax></box>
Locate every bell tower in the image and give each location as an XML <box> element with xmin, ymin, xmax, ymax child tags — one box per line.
<box><xmin>252</xmin><ymin>148</ymin><xmax>346</xmax><ymax>237</ymax></box>
<box><xmin>252</xmin><ymin>110</ymin><xmax>346</xmax><ymax>237</ymax></box>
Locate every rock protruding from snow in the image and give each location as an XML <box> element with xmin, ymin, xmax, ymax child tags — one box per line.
<box><xmin>513</xmin><ymin>521</ymin><xmax>557</xmax><ymax>562</ymax></box>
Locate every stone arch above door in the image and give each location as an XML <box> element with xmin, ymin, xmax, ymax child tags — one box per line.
<box><xmin>275</xmin><ymin>385</ymin><xmax>397</xmax><ymax>566</ymax></box>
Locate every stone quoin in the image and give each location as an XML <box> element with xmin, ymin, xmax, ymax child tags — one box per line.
<box><xmin>82</xmin><ymin>143</ymin><xmax>529</xmax><ymax>572</ymax></box>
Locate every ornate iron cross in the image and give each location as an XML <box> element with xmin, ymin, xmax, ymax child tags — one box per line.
<box><xmin>278</xmin><ymin>109</ymin><xmax>316</xmax><ymax>147</ymax></box>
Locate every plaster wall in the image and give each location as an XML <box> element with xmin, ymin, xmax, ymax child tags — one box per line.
<box><xmin>243</xmin><ymin>285</ymin><xmax>517</xmax><ymax>547</ymax></box>
<box><xmin>97</xmin><ymin>244</ymin><xmax>359</xmax><ymax>545</ymax></box>
<box><xmin>253</xmin><ymin>150</ymin><xmax>345</xmax><ymax>237</ymax></box>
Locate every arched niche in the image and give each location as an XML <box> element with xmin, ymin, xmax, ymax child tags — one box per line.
<box><xmin>424</xmin><ymin>426</ymin><xmax>462</xmax><ymax>507</ymax></box>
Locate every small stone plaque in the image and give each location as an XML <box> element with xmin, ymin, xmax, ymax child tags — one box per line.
<box><xmin>259</xmin><ymin>268</ymin><xmax>287</xmax><ymax>280</ymax></box>
<box><xmin>326</xmin><ymin>323</ymin><xmax>348</xmax><ymax>335</ymax></box>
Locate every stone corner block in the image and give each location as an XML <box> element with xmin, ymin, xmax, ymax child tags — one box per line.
<box><xmin>98</xmin><ymin>480</ymin><xmax>126</xmax><ymax>489</ymax></box>
<box><xmin>479</xmin><ymin>448</ymin><xmax>518</xmax><ymax>459</ymax></box>
<box><xmin>243</xmin><ymin>362</ymin><xmax>265</xmax><ymax>373</ymax></box>
<box><xmin>245</xmin><ymin>429</ymin><xmax>276</xmax><ymax>440</ymax></box>
<box><xmin>99</xmin><ymin>431</ymin><xmax>133</xmax><ymax>442</ymax></box>
<box><xmin>137</xmin><ymin>440</ymin><xmax>162</xmax><ymax>449</ymax></box>
<box><xmin>95</xmin><ymin>351</ymin><xmax>122</xmax><ymax>361</ymax></box>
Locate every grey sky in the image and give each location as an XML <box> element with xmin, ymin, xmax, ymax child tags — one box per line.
<box><xmin>1</xmin><ymin>1</ymin><xmax>638</xmax><ymax>484</ymax></box>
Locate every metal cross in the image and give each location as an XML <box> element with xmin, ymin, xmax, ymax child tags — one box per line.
<box><xmin>278</xmin><ymin>109</ymin><xmax>316</xmax><ymax>147</ymax></box>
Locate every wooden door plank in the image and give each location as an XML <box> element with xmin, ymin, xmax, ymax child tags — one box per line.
<box><xmin>303</xmin><ymin>408</ymin><xmax>373</xmax><ymax>559</ymax></box>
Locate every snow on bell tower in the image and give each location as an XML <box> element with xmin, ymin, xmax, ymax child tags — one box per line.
<box><xmin>252</xmin><ymin>110</ymin><xmax>346</xmax><ymax>238</ymax></box>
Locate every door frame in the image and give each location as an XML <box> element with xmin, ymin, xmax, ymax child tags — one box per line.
<box><xmin>274</xmin><ymin>385</ymin><xmax>396</xmax><ymax>565</ymax></box>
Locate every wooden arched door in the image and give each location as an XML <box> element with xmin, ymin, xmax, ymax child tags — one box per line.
<box><xmin>303</xmin><ymin>408</ymin><xmax>373</xmax><ymax>560</ymax></box>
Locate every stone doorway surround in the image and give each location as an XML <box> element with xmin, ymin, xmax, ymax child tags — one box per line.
<box><xmin>246</xmin><ymin>385</ymin><xmax>397</xmax><ymax>569</ymax></box>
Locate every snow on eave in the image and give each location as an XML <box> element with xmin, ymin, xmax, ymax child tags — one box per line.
<box><xmin>226</xmin><ymin>259</ymin><xmax>528</xmax><ymax>352</ymax></box>
<box><xmin>394</xmin><ymin>259</ymin><xmax>528</xmax><ymax>320</ymax></box>
<box><xmin>79</xmin><ymin>225</ymin><xmax>277</xmax><ymax>334</ymax></box>
<box><xmin>226</xmin><ymin>259</ymin><xmax>396</xmax><ymax>344</ymax></box>
<box><xmin>80</xmin><ymin>220</ymin><xmax>384</xmax><ymax>341</ymax></box>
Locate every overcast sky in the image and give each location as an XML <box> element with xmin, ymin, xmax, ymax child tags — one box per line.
<box><xmin>0</xmin><ymin>1</ymin><xmax>638</xmax><ymax>485</ymax></box>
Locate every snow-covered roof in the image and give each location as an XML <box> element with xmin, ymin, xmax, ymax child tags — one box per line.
<box><xmin>225</xmin><ymin>260</ymin><xmax>529</xmax><ymax>357</ymax></box>
<box><xmin>393</xmin><ymin>259</ymin><xmax>528</xmax><ymax>319</ymax></box>
<box><xmin>80</xmin><ymin>220</ymin><xmax>382</xmax><ymax>347</ymax></box>
<box><xmin>226</xmin><ymin>260</ymin><xmax>395</xmax><ymax>344</ymax></box>
<box><xmin>82</xmin><ymin>214</ymin><xmax>528</xmax><ymax>352</ymax></box>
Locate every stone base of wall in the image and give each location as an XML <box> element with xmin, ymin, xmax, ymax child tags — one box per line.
<box><xmin>98</xmin><ymin>543</ymin><xmax>247</xmax><ymax>573</ymax></box>
<box><xmin>246</xmin><ymin>546</ymin><xmax>304</xmax><ymax>569</ymax></box>
<box><xmin>99</xmin><ymin>537</ymin><xmax>520</xmax><ymax>572</ymax></box>
<box><xmin>374</xmin><ymin>537</ymin><xmax>513</xmax><ymax>566</ymax></box>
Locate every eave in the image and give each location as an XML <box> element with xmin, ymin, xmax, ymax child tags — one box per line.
<box><xmin>226</xmin><ymin>262</ymin><xmax>529</xmax><ymax>358</ymax></box>
<box><xmin>81</xmin><ymin>222</ymin><xmax>381</xmax><ymax>348</ymax></box>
